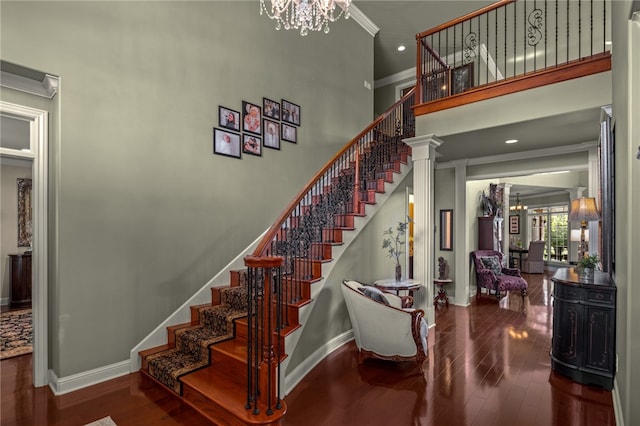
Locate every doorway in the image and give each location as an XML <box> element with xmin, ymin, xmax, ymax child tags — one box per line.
<box><xmin>0</xmin><ymin>101</ymin><xmax>49</xmax><ymax>387</ymax></box>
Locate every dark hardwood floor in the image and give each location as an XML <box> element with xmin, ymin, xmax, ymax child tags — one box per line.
<box><xmin>1</xmin><ymin>271</ymin><xmax>615</xmax><ymax>426</ymax></box>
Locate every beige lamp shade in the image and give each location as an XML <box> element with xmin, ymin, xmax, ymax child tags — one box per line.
<box><xmin>568</xmin><ymin>197</ymin><xmax>601</xmax><ymax>222</ymax></box>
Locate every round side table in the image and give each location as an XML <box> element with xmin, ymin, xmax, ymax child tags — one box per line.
<box><xmin>433</xmin><ymin>278</ymin><xmax>452</xmax><ymax>308</ymax></box>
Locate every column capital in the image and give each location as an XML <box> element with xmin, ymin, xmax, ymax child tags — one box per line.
<box><xmin>404</xmin><ymin>134</ymin><xmax>444</xmax><ymax>161</ymax></box>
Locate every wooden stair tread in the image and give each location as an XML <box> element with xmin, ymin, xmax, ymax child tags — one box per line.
<box><xmin>181</xmin><ymin>366</ymin><xmax>287</xmax><ymax>425</ymax></box>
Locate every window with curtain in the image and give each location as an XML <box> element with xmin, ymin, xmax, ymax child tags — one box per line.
<box><xmin>528</xmin><ymin>205</ymin><xmax>569</xmax><ymax>263</ymax></box>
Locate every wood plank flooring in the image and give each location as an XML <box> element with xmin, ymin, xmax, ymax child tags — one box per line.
<box><xmin>1</xmin><ymin>271</ymin><xmax>615</xmax><ymax>426</ymax></box>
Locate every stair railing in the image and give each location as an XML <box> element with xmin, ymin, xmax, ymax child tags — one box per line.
<box><xmin>416</xmin><ymin>0</ymin><xmax>611</xmax><ymax>108</ymax></box>
<box><xmin>243</xmin><ymin>88</ymin><xmax>416</xmax><ymax>417</ymax></box>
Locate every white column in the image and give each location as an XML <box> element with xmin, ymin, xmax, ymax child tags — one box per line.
<box><xmin>451</xmin><ymin>159</ymin><xmax>468</xmax><ymax>306</ymax></box>
<box><xmin>404</xmin><ymin>134</ymin><xmax>443</xmax><ymax>327</ymax></box>
<box><xmin>502</xmin><ymin>184</ymin><xmax>512</xmax><ymax>257</ymax></box>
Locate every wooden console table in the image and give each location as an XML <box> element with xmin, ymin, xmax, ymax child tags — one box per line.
<box><xmin>551</xmin><ymin>268</ymin><xmax>616</xmax><ymax>390</ymax></box>
<box><xmin>8</xmin><ymin>252</ymin><xmax>32</xmax><ymax>309</ymax></box>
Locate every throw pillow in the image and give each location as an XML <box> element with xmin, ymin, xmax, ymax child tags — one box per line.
<box><xmin>480</xmin><ymin>256</ymin><xmax>502</xmax><ymax>276</ymax></box>
<box><xmin>362</xmin><ymin>286</ymin><xmax>390</xmax><ymax>306</ymax></box>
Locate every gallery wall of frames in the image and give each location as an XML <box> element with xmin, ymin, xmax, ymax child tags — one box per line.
<box><xmin>213</xmin><ymin>97</ymin><xmax>300</xmax><ymax>159</ymax></box>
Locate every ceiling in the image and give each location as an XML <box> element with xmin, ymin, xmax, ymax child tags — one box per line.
<box><xmin>354</xmin><ymin>0</ymin><xmax>606</xmax><ymax>200</ymax></box>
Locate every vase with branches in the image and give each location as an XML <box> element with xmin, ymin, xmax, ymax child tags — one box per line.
<box><xmin>382</xmin><ymin>217</ymin><xmax>412</xmax><ymax>281</ymax></box>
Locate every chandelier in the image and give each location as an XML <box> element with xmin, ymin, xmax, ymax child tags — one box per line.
<box><xmin>510</xmin><ymin>193</ymin><xmax>527</xmax><ymax>212</ymax></box>
<box><xmin>260</xmin><ymin>0</ymin><xmax>351</xmax><ymax>36</ymax></box>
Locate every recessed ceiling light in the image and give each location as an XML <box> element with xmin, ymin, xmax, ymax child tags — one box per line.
<box><xmin>397</xmin><ymin>45</ymin><xmax>406</xmax><ymax>52</ymax></box>
<box><xmin>505</xmin><ymin>139</ymin><xmax>518</xmax><ymax>144</ymax></box>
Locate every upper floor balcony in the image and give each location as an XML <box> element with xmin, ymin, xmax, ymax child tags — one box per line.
<box><xmin>413</xmin><ymin>0</ymin><xmax>612</xmax><ymax>116</ymax></box>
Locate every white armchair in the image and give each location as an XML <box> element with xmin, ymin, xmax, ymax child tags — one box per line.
<box><xmin>341</xmin><ymin>280</ymin><xmax>428</xmax><ymax>371</ymax></box>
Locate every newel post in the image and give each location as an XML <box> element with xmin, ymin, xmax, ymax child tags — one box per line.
<box><xmin>244</xmin><ymin>255</ymin><xmax>284</xmax><ymax>415</ymax></box>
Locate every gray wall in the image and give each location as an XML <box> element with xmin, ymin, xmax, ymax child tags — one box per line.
<box><xmin>1</xmin><ymin>1</ymin><xmax>374</xmax><ymax>377</ymax></box>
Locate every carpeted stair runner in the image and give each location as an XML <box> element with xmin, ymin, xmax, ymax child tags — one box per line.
<box><xmin>144</xmin><ymin>281</ymin><xmax>249</xmax><ymax>395</ymax></box>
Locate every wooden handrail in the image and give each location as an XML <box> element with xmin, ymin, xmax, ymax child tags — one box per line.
<box><xmin>417</xmin><ymin>0</ymin><xmax>516</xmax><ymax>39</ymax></box>
<box><xmin>250</xmin><ymin>87</ymin><xmax>415</xmax><ymax>257</ymax></box>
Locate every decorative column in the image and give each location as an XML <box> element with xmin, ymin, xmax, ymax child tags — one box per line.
<box><xmin>404</xmin><ymin>134</ymin><xmax>443</xmax><ymax>327</ymax></box>
<box><xmin>451</xmin><ymin>159</ymin><xmax>468</xmax><ymax>306</ymax></box>
<box><xmin>502</xmin><ymin>184</ymin><xmax>512</xmax><ymax>257</ymax></box>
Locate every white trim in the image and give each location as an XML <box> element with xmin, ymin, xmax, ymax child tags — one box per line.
<box><xmin>0</xmin><ymin>297</ymin><xmax>8</xmax><ymax>306</ymax></box>
<box><xmin>612</xmin><ymin>378</ymin><xmax>624</xmax><ymax>426</ymax></box>
<box><xmin>347</xmin><ymin>4</ymin><xmax>379</xmax><ymax>37</ymax></box>
<box><xmin>0</xmin><ymin>71</ymin><xmax>58</xmax><ymax>99</ymax></box>
<box><xmin>436</xmin><ymin>141</ymin><xmax>598</xmax><ymax>172</ymax></box>
<box><xmin>0</xmin><ymin>101</ymin><xmax>49</xmax><ymax>388</ymax></box>
<box><xmin>48</xmin><ymin>361</ymin><xmax>130</xmax><ymax>396</ymax></box>
<box><xmin>284</xmin><ymin>331</ymin><xmax>353</xmax><ymax>396</ymax></box>
<box><xmin>375</xmin><ymin>67</ymin><xmax>416</xmax><ymax>89</ymax></box>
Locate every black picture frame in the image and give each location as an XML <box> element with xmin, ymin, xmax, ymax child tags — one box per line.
<box><xmin>263</xmin><ymin>97</ymin><xmax>281</xmax><ymax>121</ymax></box>
<box><xmin>218</xmin><ymin>106</ymin><xmax>240</xmax><ymax>132</ymax></box>
<box><xmin>243</xmin><ymin>134</ymin><xmax>262</xmax><ymax>156</ymax></box>
<box><xmin>213</xmin><ymin>128</ymin><xmax>241</xmax><ymax>159</ymax></box>
<box><xmin>263</xmin><ymin>119</ymin><xmax>280</xmax><ymax>150</ymax></box>
<box><xmin>281</xmin><ymin>123</ymin><xmax>297</xmax><ymax>143</ymax></box>
<box><xmin>509</xmin><ymin>215</ymin><xmax>520</xmax><ymax>234</ymax></box>
<box><xmin>281</xmin><ymin>99</ymin><xmax>300</xmax><ymax>126</ymax></box>
<box><xmin>242</xmin><ymin>101</ymin><xmax>262</xmax><ymax>135</ymax></box>
<box><xmin>451</xmin><ymin>63</ymin><xmax>474</xmax><ymax>95</ymax></box>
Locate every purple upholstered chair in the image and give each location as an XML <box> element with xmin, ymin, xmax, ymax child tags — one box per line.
<box><xmin>471</xmin><ymin>250</ymin><xmax>528</xmax><ymax>302</ymax></box>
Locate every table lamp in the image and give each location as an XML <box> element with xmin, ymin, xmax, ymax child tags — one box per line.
<box><xmin>568</xmin><ymin>197</ymin><xmax>600</xmax><ymax>259</ymax></box>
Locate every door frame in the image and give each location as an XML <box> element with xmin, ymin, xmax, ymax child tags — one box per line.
<box><xmin>1</xmin><ymin>101</ymin><xmax>48</xmax><ymax>387</ymax></box>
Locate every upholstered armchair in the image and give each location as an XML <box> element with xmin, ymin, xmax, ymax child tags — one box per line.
<box><xmin>341</xmin><ymin>280</ymin><xmax>428</xmax><ymax>371</ymax></box>
<box><xmin>522</xmin><ymin>240</ymin><xmax>546</xmax><ymax>273</ymax></box>
<box><xmin>471</xmin><ymin>250</ymin><xmax>528</xmax><ymax>302</ymax></box>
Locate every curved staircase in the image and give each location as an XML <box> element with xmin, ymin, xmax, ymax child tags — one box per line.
<box><xmin>138</xmin><ymin>90</ymin><xmax>416</xmax><ymax>425</ymax></box>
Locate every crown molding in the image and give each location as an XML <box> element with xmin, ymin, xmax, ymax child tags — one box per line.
<box><xmin>1</xmin><ymin>70</ymin><xmax>58</xmax><ymax>99</ymax></box>
<box><xmin>348</xmin><ymin>4</ymin><xmax>379</xmax><ymax>37</ymax></box>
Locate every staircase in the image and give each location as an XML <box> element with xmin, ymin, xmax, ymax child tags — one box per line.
<box><xmin>138</xmin><ymin>89</ymin><xmax>416</xmax><ymax>425</ymax></box>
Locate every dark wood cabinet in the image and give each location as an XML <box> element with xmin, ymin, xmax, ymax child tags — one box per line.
<box><xmin>478</xmin><ymin>216</ymin><xmax>501</xmax><ymax>251</ymax></box>
<box><xmin>551</xmin><ymin>268</ymin><xmax>616</xmax><ymax>390</ymax></box>
<box><xmin>8</xmin><ymin>253</ymin><xmax>32</xmax><ymax>309</ymax></box>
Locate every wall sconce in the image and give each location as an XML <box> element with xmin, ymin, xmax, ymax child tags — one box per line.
<box><xmin>568</xmin><ymin>197</ymin><xmax>600</xmax><ymax>259</ymax></box>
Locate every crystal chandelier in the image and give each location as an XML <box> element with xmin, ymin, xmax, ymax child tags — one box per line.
<box><xmin>260</xmin><ymin>0</ymin><xmax>351</xmax><ymax>36</ymax></box>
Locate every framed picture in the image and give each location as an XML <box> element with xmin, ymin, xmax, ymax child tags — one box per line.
<box><xmin>263</xmin><ymin>97</ymin><xmax>281</xmax><ymax>121</ymax></box>
<box><xmin>263</xmin><ymin>119</ymin><xmax>280</xmax><ymax>150</ymax></box>
<box><xmin>213</xmin><ymin>128</ymin><xmax>241</xmax><ymax>159</ymax></box>
<box><xmin>451</xmin><ymin>63</ymin><xmax>474</xmax><ymax>95</ymax></box>
<box><xmin>218</xmin><ymin>106</ymin><xmax>240</xmax><ymax>132</ymax></box>
<box><xmin>509</xmin><ymin>215</ymin><xmax>520</xmax><ymax>234</ymax></box>
<box><xmin>243</xmin><ymin>134</ymin><xmax>262</xmax><ymax>156</ymax></box>
<box><xmin>281</xmin><ymin>123</ymin><xmax>297</xmax><ymax>143</ymax></box>
<box><xmin>281</xmin><ymin>99</ymin><xmax>300</xmax><ymax>126</ymax></box>
<box><xmin>242</xmin><ymin>101</ymin><xmax>261</xmax><ymax>135</ymax></box>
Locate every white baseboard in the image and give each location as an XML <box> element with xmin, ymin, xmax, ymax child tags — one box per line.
<box><xmin>0</xmin><ymin>297</ymin><xmax>8</xmax><ymax>306</ymax></box>
<box><xmin>48</xmin><ymin>360</ymin><xmax>130</xmax><ymax>396</ymax></box>
<box><xmin>284</xmin><ymin>331</ymin><xmax>353</xmax><ymax>396</ymax></box>
<box><xmin>612</xmin><ymin>377</ymin><xmax>624</xmax><ymax>426</ymax></box>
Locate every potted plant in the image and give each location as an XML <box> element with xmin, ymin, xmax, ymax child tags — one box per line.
<box><xmin>382</xmin><ymin>217</ymin><xmax>412</xmax><ymax>281</ymax></box>
<box><xmin>577</xmin><ymin>253</ymin><xmax>600</xmax><ymax>280</ymax></box>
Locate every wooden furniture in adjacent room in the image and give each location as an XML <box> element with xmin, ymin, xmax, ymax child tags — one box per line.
<box><xmin>551</xmin><ymin>268</ymin><xmax>616</xmax><ymax>390</ymax></box>
<box><xmin>478</xmin><ymin>216</ymin><xmax>502</xmax><ymax>251</ymax></box>
<box><xmin>8</xmin><ymin>252</ymin><xmax>32</xmax><ymax>309</ymax></box>
<box><xmin>509</xmin><ymin>246</ymin><xmax>528</xmax><ymax>268</ymax></box>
